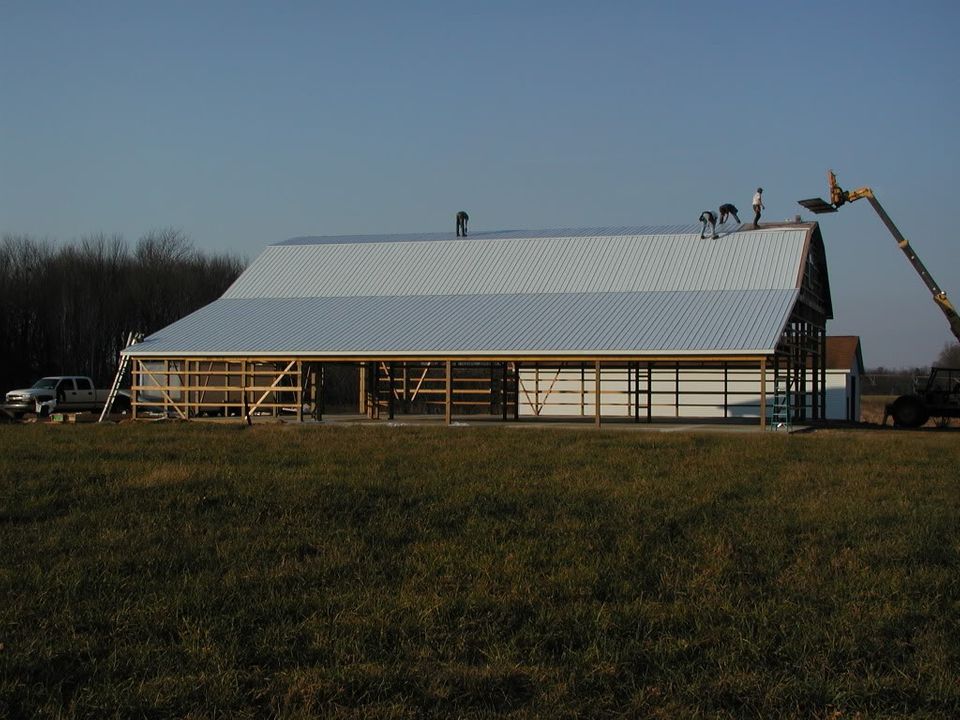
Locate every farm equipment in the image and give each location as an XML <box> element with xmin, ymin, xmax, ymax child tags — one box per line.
<box><xmin>799</xmin><ymin>171</ymin><xmax>960</xmax><ymax>428</ymax></box>
<box><xmin>798</xmin><ymin>170</ymin><xmax>960</xmax><ymax>344</ymax></box>
<box><xmin>883</xmin><ymin>367</ymin><xmax>960</xmax><ymax>428</ymax></box>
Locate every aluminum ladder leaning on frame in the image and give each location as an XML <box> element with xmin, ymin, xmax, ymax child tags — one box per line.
<box><xmin>770</xmin><ymin>376</ymin><xmax>791</xmax><ymax>431</ymax></box>
<box><xmin>98</xmin><ymin>331</ymin><xmax>143</xmax><ymax>422</ymax></box>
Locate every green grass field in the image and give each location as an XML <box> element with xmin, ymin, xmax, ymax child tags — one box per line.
<box><xmin>1</xmin><ymin>423</ymin><xmax>959</xmax><ymax>718</ymax></box>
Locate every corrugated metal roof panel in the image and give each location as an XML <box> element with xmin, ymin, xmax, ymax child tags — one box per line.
<box><xmin>224</xmin><ymin>227</ymin><xmax>810</xmax><ymax>300</ymax></box>
<box><xmin>127</xmin><ymin>290</ymin><xmax>799</xmax><ymax>357</ymax></box>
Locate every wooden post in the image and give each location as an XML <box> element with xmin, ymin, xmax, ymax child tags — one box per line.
<box><xmin>241</xmin><ymin>360</ymin><xmax>250</xmax><ymax>425</ymax></box>
<box><xmin>489</xmin><ymin>362</ymin><xmax>495</xmax><ymax>416</ymax></box>
<box><xmin>296</xmin><ymin>360</ymin><xmax>303</xmax><ymax>422</ymax></box>
<box><xmin>388</xmin><ymin>362</ymin><xmax>395</xmax><ymax>420</ymax></box>
<box><xmin>513</xmin><ymin>362</ymin><xmax>520</xmax><ymax>420</ymax></box>
<box><xmin>185</xmin><ymin>360</ymin><xmax>191</xmax><ymax>419</ymax></box>
<box><xmin>674</xmin><ymin>362</ymin><xmax>680</xmax><ymax>418</ymax></box>
<box><xmin>501</xmin><ymin>362</ymin><xmax>508</xmax><ymax>420</ymax></box>
<box><xmin>580</xmin><ymin>363</ymin><xmax>585</xmax><ymax>416</ymax></box>
<box><xmin>241</xmin><ymin>360</ymin><xmax>246</xmax><ymax>423</ymax></box>
<box><xmin>723</xmin><ymin>363</ymin><xmax>729</xmax><ymax>419</ymax></box>
<box><xmin>131</xmin><ymin>360</ymin><xmax>139</xmax><ymax>420</ymax></box>
<box><xmin>309</xmin><ymin>363</ymin><xmax>318</xmax><ymax>419</ymax></box>
<box><xmin>370</xmin><ymin>363</ymin><xmax>378</xmax><ymax>419</ymax></box>
<box><xmin>445</xmin><ymin>360</ymin><xmax>452</xmax><ymax>425</ymax></box>
<box><xmin>820</xmin><ymin>328</ymin><xmax>827</xmax><ymax>421</ymax></box>
<box><xmin>646</xmin><ymin>363</ymin><xmax>653</xmax><ymax>423</ymax></box>
<box><xmin>594</xmin><ymin>359</ymin><xmax>601</xmax><ymax>428</ymax></box>
<box><xmin>534</xmin><ymin>363</ymin><xmax>540</xmax><ymax>417</ymax></box>
<box><xmin>760</xmin><ymin>356</ymin><xmax>767</xmax><ymax>430</ymax></box>
<box><xmin>318</xmin><ymin>363</ymin><xmax>325</xmax><ymax>420</ymax></box>
<box><xmin>358</xmin><ymin>362</ymin><xmax>366</xmax><ymax>414</ymax></box>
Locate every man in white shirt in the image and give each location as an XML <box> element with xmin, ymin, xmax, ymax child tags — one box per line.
<box><xmin>752</xmin><ymin>188</ymin><xmax>765</xmax><ymax>229</ymax></box>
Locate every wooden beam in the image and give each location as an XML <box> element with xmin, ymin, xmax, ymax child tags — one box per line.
<box><xmin>246</xmin><ymin>360</ymin><xmax>297</xmax><ymax>420</ymax></box>
<box><xmin>138</xmin><ymin>363</ymin><xmax>187</xmax><ymax>419</ymax></box>
<box><xmin>409</xmin><ymin>362</ymin><xmax>431</xmax><ymax>402</ymax></box>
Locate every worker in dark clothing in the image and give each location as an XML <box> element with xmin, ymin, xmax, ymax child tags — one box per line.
<box><xmin>699</xmin><ymin>211</ymin><xmax>718</xmax><ymax>239</ymax></box>
<box><xmin>718</xmin><ymin>203</ymin><xmax>741</xmax><ymax>225</ymax></box>
<box><xmin>456</xmin><ymin>210</ymin><xmax>469</xmax><ymax>237</ymax></box>
<box><xmin>752</xmin><ymin>188</ymin><xmax>765</xmax><ymax>228</ymax></box>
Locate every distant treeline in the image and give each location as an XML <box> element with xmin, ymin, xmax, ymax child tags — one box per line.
<box><xmin>862</xmin><ymin>344</ymin><xmax>960</xmax><ymax>395</ymax></box>
<box><xmin>861</xmin><ymin>370</ymin><xmax>927</xmax><ymax>396</ymax></box>
<box><xmin>0</xmin><ymin>230</ymin><xmax>244</xmax><ymax>391</ymax></box>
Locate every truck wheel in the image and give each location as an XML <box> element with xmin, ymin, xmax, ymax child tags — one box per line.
<box><xmin>891</xmin><ymin>395</ymin><xmax>929</xmax><ymax>429</ymax></box>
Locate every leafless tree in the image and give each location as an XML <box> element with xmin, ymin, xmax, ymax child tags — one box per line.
<box><xmin>0</xmin><ymin>230</ymin><xmax>244</xmax><ymax>390</ymax></box>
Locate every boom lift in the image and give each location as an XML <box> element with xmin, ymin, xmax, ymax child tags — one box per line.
<box><xmin>799</xmin><ymin>171</ymin><xmax>960</xmax><ymax>427</ymax></box>
<box><xmin>798</xmin><ymin>171</ymin><xmax>960</xmax><ymax>343</ymax></box>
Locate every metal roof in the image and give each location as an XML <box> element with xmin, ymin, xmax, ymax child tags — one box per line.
<box><xmin>227</xmin><ymin>227</ymin><xmax>810</xmax><ymax>299</ymax></box>
<box><xmin>127</xmin><ymin>224</ymin><xmax>820</xmax><ymax>359</ymax></box>
<box><xmin>126</xmin><ymin>290</ymin><xmax>799</xmax><ymax>357</ymax></box>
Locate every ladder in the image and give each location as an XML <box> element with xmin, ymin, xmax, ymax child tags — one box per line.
<box><xmin>99</xmin><ymin>332</ymin><xmax>143</xmax><ymax>422</ymax></box>
<box><xmin>770</xmin><ymin>376</ymin><xmax>791</xmax><ymax>430</ymax></box>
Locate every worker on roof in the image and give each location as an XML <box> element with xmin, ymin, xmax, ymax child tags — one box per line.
<box><xmin>456</xmin><ymin>210</ymin><xmax>469</xmax><ymax>237</ymax></box>
<box><xmin>699</xmin><ymin>211</ymin><xmax>719</xmax><ymax>239</ymax></box>
<box><xmin>718</xmin><ymin>203</ymin><xmax>741</xmax><ymax>225</ymax></box>
<box><xmin>752</xmin><ymin>188</ymin><xmax>765</xmax><ymax>229</ymax></box>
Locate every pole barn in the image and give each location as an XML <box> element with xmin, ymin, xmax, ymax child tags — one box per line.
<box><xmin>124</xmin><ymin>222</ymin><xmax>833</xmax><ymax>427</ymax></box>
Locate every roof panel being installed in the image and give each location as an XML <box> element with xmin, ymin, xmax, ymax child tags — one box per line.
<box><xmin>127</xmin><ymin>223</ymin><xmax>820</xmax><ymax>358</ymax></box>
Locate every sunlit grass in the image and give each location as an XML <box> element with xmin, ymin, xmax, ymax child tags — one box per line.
<box><xmin>1</xmin><ymin>424</ymin><xmax>958</xmax><ymax>718</ymax></box>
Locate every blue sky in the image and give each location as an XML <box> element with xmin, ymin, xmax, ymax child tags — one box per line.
<box><xmin>2</xmin><ymin>1</ymin><xmax>958</xmax><ymax>367</ymax></box>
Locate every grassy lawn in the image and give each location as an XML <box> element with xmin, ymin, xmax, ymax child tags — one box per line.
<box><xmin>1</xmin><ymin>423</ymin><xmax>958</xmax><ymax>718</ymax></box>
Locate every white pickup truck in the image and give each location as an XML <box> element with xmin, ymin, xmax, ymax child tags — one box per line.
<box><xmin>4</xmin><ymin>376</ymin><xmax>129</xmax><ymax>417</ymax></box>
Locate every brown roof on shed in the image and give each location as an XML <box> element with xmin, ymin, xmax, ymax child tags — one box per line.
<box><xmin>826</xmin><ymin>336</ymin><xmax>863</xmax><ymax>372</ymax></box>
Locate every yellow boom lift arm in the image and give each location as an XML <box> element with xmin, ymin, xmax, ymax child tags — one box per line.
<box><xmin>799</xmin><ymin>171</ymin><xmax>960</xmax><ymax>344</ymax></box>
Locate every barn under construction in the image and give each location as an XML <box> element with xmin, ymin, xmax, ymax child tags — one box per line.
<box><xmin>123</xmin><ymin>222</ymin><xmax>833</xmax><ymax>427</ymax></box>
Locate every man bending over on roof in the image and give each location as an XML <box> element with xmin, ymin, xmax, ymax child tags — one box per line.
<box><xmin>718</xmin><ymin>203</ymin><xmax>741</xmax><ymax>225</ymax></box>
<box><xmin>699</xmin><ymin>210</ymin><xmax>719</xmax><ymax>239</ymax></box>
<box><xmin>456</xmin><ymin>210</ymin><xmax>469</xmax><ymax>237</ymax></box>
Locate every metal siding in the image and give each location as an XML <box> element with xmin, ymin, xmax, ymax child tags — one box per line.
<box><xmin>127</xmin><ymin>290</ymin><xmax>799</xmax><ymax>357</ymax></box>
<box><xmin>225</xmin><ymin>229</ymin><xmax>808</xmax><ymax>300</ymax></box>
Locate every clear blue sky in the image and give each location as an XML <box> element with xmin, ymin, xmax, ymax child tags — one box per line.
<box><xmin>2</xmin><ymin>1</ymin><xmax>958</xmax><ymax>367</ymax></box>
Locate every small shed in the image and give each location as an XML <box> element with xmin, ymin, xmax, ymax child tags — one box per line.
<box><xmin>824</xmin><ymin>336</ymin><xmax>864</xmax><ymax>421</ymax></box>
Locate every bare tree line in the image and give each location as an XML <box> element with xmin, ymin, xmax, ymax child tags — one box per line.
<box><xmin>0</xmin><ymin>229</ymin><xmax>244</xmax><ymax>391</ymax></box>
